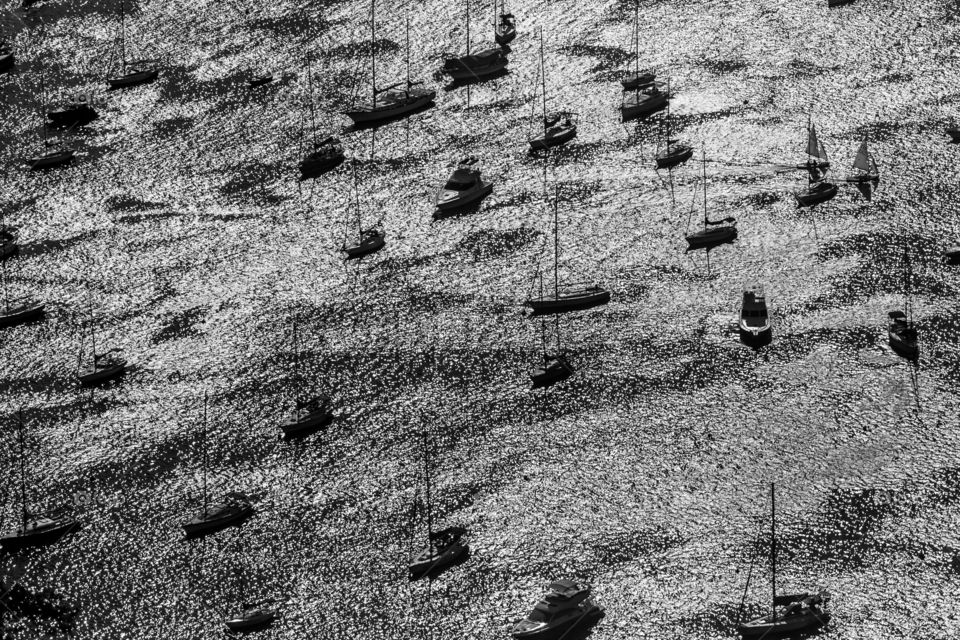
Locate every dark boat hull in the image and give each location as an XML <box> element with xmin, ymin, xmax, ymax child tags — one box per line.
<box><xmin>888</xmin><ymin>332</ymin><xmax>918</xmax><ymax>361</ymax></box>
<box><xmin>794</xmin><ymin>182</ymin><xmax>837</xmax><ymax>207</ymax></box>
<box><xmin>108</xmin><ymin>69</ymin><xmax>159</xmax><ymax>90</ymax></box>
<box><xmin>685</xmin><ymin>226</ymin><xmax>737</xmax><ymax>251</ymax></box>
<box><xmin>525</xmin><ymin>290</ymin><xmax>610</xmax><ymax>315</ymax></box>
<box><xmin>25</xmin><ymin>150</ymin><xmax>74</xmax><ymax>170</ymax></box>
<box><xmin>409</xmin><ymin>541</ymin><xmax>469</xmax><ymax>580</ymax></box>
<box><xmin>948</xmin><ymin>128</ymin><xmax>960</xmax><ymax>143</ymax></box>
<box><xmin>444</xmin><ymin>58</ymin><xmax>508</xmax><ymax>81</ymax></box>
<box><xmin>739</xmin><ymin>325</ymin><xmax>772</xmax><ymax>348</ymax></box>
<box><xmin>225</xmin><ymin>610</ymin><xmax>276</xmax><ymax>633</ymax></box>
<box><xmin>512</xmin><ymin>603</ymin><xmax>604</xmax><ymax>640</ymax></box>
<box><xmin>78</xmin><ymin>360</ymin><xmax>127</xmax><ymax>386</ymax></box>
<box><xmin>299</xmin><ymin>155</ymin><xmax>344</xmax><ymax>179</ymax></box>
<box><xmin>621</xmin><ymin>92</ymin><xmax>667</xmax><ymax>121</ymax></box>
<box><xmin>344</xmin><ymin>235</ymin><xmax>385</xmax><ymax>259</ymax></box>
<box><xmin>530</xmin><ymin>360</ymin><xmax>574</xmax><ymax>388</ymax></box>
<box><xmin>0</xmin><ymin>237</ymin><xmax>16</xmax><ymax>261</ymax></box>
<box><xmin>0</xmin><ymin>302</ymin><xmax>45</xmax><ymax>328</ymax></box>
<box><xmin>0</xmin><ymin>519</ymin><xmax>79</xmax><ymax>551</ymax></box>
<box><xmin>182</xmin><ymin>506</ymin><xmax>252</xmax><ymax>538</ymax></box>
<box><xmin>344</xmin><ymin>92</ymin><xmax>435</xmax><ymax>124</ymax></box>
<box><xmin>248</xmin><ymin>75</ymin><xmax>274</xmax><ymax>88</ymax></box>
<box><xmin>0</xmin><ymin>53</ymin><xmax>13</xmax><ymax>72</ymax></box>
<box><xmin>621</xmin><ymin>73</ymin><xmax>656</xmax><ymax>90</ymax></box>
<box><xmin>738</xmin><ymin>611</ymin><xmax>830</xmax><ymax>637</ymax></box>
<box><xmin>435</xmin><ymin>182</ymin><xmax>493</xmax><ymax>213</ymax></box>
<box><xmin>495</xmin><ymin>28</ymin><xmax>516</xmax><ymax>46</ymax></box>
<box><xmin>656</xmin><ymin>145</ymin><xmax>694</xmax><ymax>168</ymax></box>
<box><xmin>47</xmin><ymin>106</ymin><xmax>99</xmax><ymax>128</ymax></box>
<box><xmin>942</xmin><ymin>247</ymin><xmax>960</xmax><ymax>265</ymax></box>
<box><xmin>279</xmin><ymin>409</ymin><xmax>333</xmax><ymax>438</ymax></box>
<box><xmin>529</xmin><ymin>126</ymin><xmax>577</xmax><ymax>151</ymax></box>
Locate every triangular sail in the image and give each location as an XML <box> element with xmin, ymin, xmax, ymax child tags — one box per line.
<box><xmin>853</xmin><ymin>139</ymin><xmax>871</xmax><ymax>172</ymax></box>
<box><xmin>806</xmin><ymin>124</ymin><xmax>827</xmax><ymax>162</ymax></box>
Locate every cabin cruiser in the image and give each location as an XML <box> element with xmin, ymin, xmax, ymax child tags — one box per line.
<box><xmin>512</xmin><ymin>580</ymin><xmax>603</xmax><ymax>640</ymax></box>
<box><xmin>495</xmin><ymin>13</ymin><xmax>517</xmax><ymax>46</ymax></box>
<box><xmin>343</xmin><ymin>228</ymin><xmax>385</xmax><ymax>260</ymax></box>
<box><xmin>77</xmin><ymin>350</ymin><xmax>126</xmax><ymax>386</ymax></box>
<box><xmin>182</xmin><ymin>492</ymin><xmax>253</xmax><ymax>538</ymax></box>
<box><xmin>279</xmin><ymin>395</ymin><xmax>333</xmax><ymax>438</ymax></box>
<box><xmin>344</xmin><ymin>83</ymin><xmax>436</xmax><ymax>124</ymax></box>
<box><xmin>530</xmin><ymin>354</ymin><xmax>574</xmax><ymax>388</ymax></box>
<box><xmin>409</xmin><ymin>526</ymin><xmax>469</xmax><ymax>580</ymax></box>
<box><xmin>794</xmin><ymin>180</ymin><xmax>837</xmax><ymax>207</ymax></box>
<box><xmin>887</xmin><ymin>310</ymin><xmax>918</xmax><ymax>360</ymax></box>
<box><xmin>525</xmin><ymin>283</ymin><xmax>609</xmax><ymax>315</ymax></box>
<box><xmin>434</xmin><ymin>157</ymin><xmax>493</xmax><ymax>213</ymax></box>
<box><xmin>0</xmin><ymin>516</ymin><xmax>80</xmax><ymax>551</ymax></box>
<box><xmin>620</xmin><ymin>84</ymin><xmax>667</xmax><ymax>121</ymax></box>
<box><xmin>0</xmin><ymin>298</ymin><xmax>45</xmax><ymax>328</ymax></box>
<box><xmin>738</xmin><ymin>592</ymin><xmax>830</xmax><ymax>637</ymax></box>
<box><xmin>299</xmin><ymin>136</ymin><xmax>345</xmax><ymax>179</ymax></box>
<box><xmin>225</xmin><ymin>606</ymin><xmax>277</xmax><ymax>633</ymax></box>
<box><xmin>443</xmin><ymin>48</ymin><xmax>508</xmax><ymax>81</ymax></box>
<box><xmin>529</xmin><ymin>112</ymin><xmax>577</xmax><ymax>151</ymax></box>
<box><xmin>739</xmin><ymin>284</ymin><xmax>771</xmax><ymax>347</ymax></box>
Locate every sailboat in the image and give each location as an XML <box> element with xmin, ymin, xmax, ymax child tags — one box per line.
<box><xmin>737</xmin><ymin>484</ymin><xmax>831</xmax><ymax>637</ymax></box>
<box><xmin>0</xmin><ymin>411</ymin><xmax>80</xmax><ymax>552</ymax></box>
<box><xmin>77</xmin><ymin>306</ymin><xmax>126</xmax><ymax>386</ymax></box>
<box><xmin>684</xmin><ymin>149</ymin><xmax>737</xmax><ymax>251</ymax></box>
<box><xmin>620</xmin><ymin>81</ymin><xmax>667</xmax><ymax>122</ymax></box>
<box><xmin>106</xmin><ymin>0</ymin><xmax>159</xmax><ymax>90</ymax></box>
<box><xmin>278</xmin><ymin>321</ymin><xmax>333</xmax><ymax>438</ymax></box>
<box><xmin>409</xmin><ymin>431</ymin><xmax>469</xmax><ymax>580</ymax></box>
<box><xmin>888</xmin><ymin>252</ymin><xmax>918</xmax><ymax>361</ymax></box>
<box><xmin>223</xmin><ymin>532</ymin><xmax>277</xmax><ymax>632</ymax></box>
<box><xmin>654</xmin><ymin>79</ymin><xmax>692</xmax><ymax>168</ymax></box>
<box><xmin>345</xmin><ymin>7</ymin><xmax>435</xmax><ymax>125</ymax></box>
<box><xmin>739</xmin><ymin>283</ymin><xmax>771</xmax><ymax>348</ymax></box>
<box><xmin>793</xmin><ymin>116</ymin><xmax>836</xmax><ymax>207</ymax></box>
<box><xmin>493</xmin><ymin>0</ymin><xmax>516</xmax><ymax>47</ymax></box>
<box><xmin>524</xmin><ymin>187</ymin><xmax>610</xmax><ymax>315</ymax></box>
<box><xmin>0</xmin><ymin>256</ymin><xmax>44</xmax><ymax>328</ymax></box>
<box><xmin>442</xmin><ymin>0</ymin><xmax>508</xmax><ymax>82</ymax></box>
<box><xmin>529</xmin><ymin>275</ymin><xmax>574</xmax><ymax>389</ymax></box>
<box><xmin>24</xmin><ymin>66</ymin><xmax>74</xmax><ymax>171</ymax></box>
<box><xmin>528</xmin><ymin>28</ymin><xmax>576</xmax><ymax>152</ymax></box>
<box><xmin>621</xmin><ymin>0</ymin><xmax>655</xmax><ymax>90</ymax></box>
<box><xmin>299</xmin><ymin>52</ymin><xmax>345</xmax><ymax>179</ymax></box>
<box><xmin>182</xmin><ymin>396</ymin><xmax>254</xmax><ymax>539</ymax></box>
<box><xmin>343</xmin><ymin>163</ymin><xmax>385</xmax><ymax>259</ymax></box>
<box><xmin>844</xmin><ymin>138</ymin><xmax>879</xmax><ymax>200</ymax></box>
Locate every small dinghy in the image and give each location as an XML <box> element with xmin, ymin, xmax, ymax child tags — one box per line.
<box><xmin>941</xmin><ymin>245</ymin><xmax>960</xmax><ymax>265</ymax></box>
<box><xmin>434</xmin><ymin>157</ymin><xmax>493</xmax><ymax>213</ymax></box>
<box><xmin>1</xmin><ymin>412</ymin><xmax>80</xmax><ymax>552</ymax></box>
<box><xmin>512</xmin><ymin>580</ymin><xmax>604</xmax><ymax>640</ymax></box>
<box><xmin>247</xmin><ymin>74</ymin><xmax>274</xmax><ymax>89</ymax></box>
<box><xmin>685</xmin><ymin>149</ymin><xmax>737</xmax><ymax>251</ymax></box>
<box><xmin>494</xmin><ymin>6</ymin><xmax>516</xmax><ymax>47</ymax></box>
<box><xmin>25</xmin><ymin>148</ymin><xmax>74</xmax><ymax>171</ymax></box>
<box><xmin>47</xmin><ymin>95</ymin><xmax>99</xmax><ymax>128</ymax></box>
<box><xmin>654</xmin><ymin>80</ymin><xmax>692</xmax><ymax>168</ymax></box>
<box><xmin>948</xmin><ymin>127</ymin><xmax>960</xmax><ymax>143</ymax></box>
<box><xmin>795</xmin><ymin>115</ymin><xmax>830</xmax><ymax>177</ymax></box>
<box><xmin>737</xmin><ymin>485</ymin><xmax>831</xmax><ymax>638</ymax></box>
<box><xmin>280</xmin><ymin>395</ymin><xmax>333</xmax><ymax>438</ymax></box>
<box><xmin>225</xmin><ymin>606</ymin><xmax>276</xmax><ymax>633</ymax></box>
<box><xmin>343</xmin><ymin>228</ymin><xmax>385</xmax><ymax>259</ymax></box>
<box><xmin>77</xmin><ymin>349</ymin><xmax>126</xmax><ymax>386</ymax></box>
<box><xmin>299</xmin><ymin>135</ymin><xmax>345</xmax><ymax>179</ymax></box>
<box><xmin>444</xmin><ymin>48</ymin><xmax>508</xmax><ymax>81</ymax></box>
<box><xmin>739</xmin><ymin>283</ymin><xmax>771</xmax><ymax>347</ymax></box>
<box><xmin>183</xmin><ymin>492</ymin><xmax>253</xmax><ymax>538</ymax></box>
<box><xmin>794</xmin><ymin>180</ymin><xmax>837</xmax><ymax>207</ymax></box>
<box><xmin>409</xmin><ymin>526</ymin><xmax>469</xmax><ymax>580</ymax></box>
<box><xmin>620</xmin><ymin>84</ymin><xmax>667</xmax><ymax>122</ymax></box>
<box><xmin>0</xmin><ymin>297</ymin><xmax>45</xmax><ymax>328</ymax></box>
<box><xmin>530</xmin><ymin>353</ymin><xmax>573</xmax><ymax>388</ymax></box>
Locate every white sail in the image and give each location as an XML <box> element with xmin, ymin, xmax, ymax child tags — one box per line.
<box><xmin>806</xmin><ymin>124</ymin><xmax>820</xmax><ymax>158</ymax></box>
<box><xmin>853</xmin><ymin>139</ymin><xmax>871</xmax><ymax>172</ymax></box>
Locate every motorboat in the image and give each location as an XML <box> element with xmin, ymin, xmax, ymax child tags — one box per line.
<box><xmin>434</xmin><ymin>157</ymin><xmax>493</xmax><ymax>213</ymax></box>
<box><xmin>182</xmin><ymin>493</ymin><xmax>253</xmax><ymax>539</ymax></box>
<box><xmin>529</xmin><ymin>112</ymin><xmax>577</xmax><ymax>152</ymax></box>
<box><xmin>299</xmin><ymin>136</ymin><xmax>345</xmax><ymax>179</ymax></box>
<box><xmin>529</xmin><ymin>354</ymin><xmax>574</xmax><ymax>389</ymax></box>
<box><xmin>0</xmin><ymin>517</ymin><xmax>80</xmax><ymax>552</ymax></box>
<box><xmin>409</xmin><ymin>526</ymin><xmax>469</xmax><ymax>580</ymax></box>
<box><xmin>225</xmin><ymin>606</ymin><xmax>277</xmax><ymax>633</ymax></box>
<box><xmin>495</xmin><ymin>11</ymin><xmax>516</xmax><ymax>46</ymax></box>
<box><xmin>77</xmin><ymin>351</ymin><xmax>126</xmax><ymax>386</ymax></box>
<box><xmin>345</xmin><ymin>83</ymin><xmax>435</xmax><ymax>124</ymax></box>
<box><xmin>620</xmin><ymin>84</ymin><xmax>667</xmax><ymax>121</ymax></box>
<box><xmin>0</xmin><ymin>298</ymin><xmax>45</xmax><ymax>328</ymax></box>
<box><xmin>739</xmin><ymin>284</ymin><xmax>772</xmax><ymax>347</ymax></box>
<box><xmin>443</xmin><ymin>47</ymin><xmax>508</xmax><ymax>81</ymax></box>
<box><xmin>887</xmin><ymin>310</ymin><xmax>918</xmax><ymax>360</ymax></box>
<box><xmin>343</xmin><ymin>228</ymin><xmax>385</xmax><ymax>260</ymax></box>
<box><xmin>24</xmin><ymin>149</ymin><xmax>74</xmax><ymax>171</ymax></box>
<box><xmin>279</xmin><ymin>395</ymin><xmax>333</xmax><ymax>438</ymax></box>
<box><xmin>512</xmin><ymin>580</ymin><xmax>604</xmax><ymax>640</ymax></box>
<box><xmin>525</xmin><ymin>284</ymin><xmax>609</xmax><ymax>315</ymax></box>
<box><xmin>794</xmin><ymin>181</ymin><xmax>837</xmax><ymax>207</ymax></box>
<box><xmin>739</xmin><ymin>592</ymin><xmax>831</xmax><ymax>637</ymax></box>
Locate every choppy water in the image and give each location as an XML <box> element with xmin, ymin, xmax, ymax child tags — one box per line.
<box><xmin>2</xmin><ymin>0</ymin><xmax>960</xmax><ymax>637</ymax></box>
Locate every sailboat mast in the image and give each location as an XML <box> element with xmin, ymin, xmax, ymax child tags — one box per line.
<box><xmin>633</xmin><ymin>0</ymin><xmax>639</xmax><ymax>78</ymax></box>
<box><xmin>202</xmin><ymin>394</ymin><xmax>209</xmax><ymax>518</ymax></box>
<box><xmin>664</xmin><ymin>77</ymin><xmax>671</xmax><ymax>152</ymax></box>
<box><xmin>702</xmin><ymin>148</ymin><xmax>708</xmax><ymax>228</ymax></box>
<box><xmin>119</xmin><ymin>0</ymin><xmax>126</xmax><ymax>67</ymax></box>
<box><xmin>540</xmin><ymin>28</ymin><xmax>547</xmax><ymax>131</ymax></box>
<box><xmin>423</xmin><ymin>431</ymin><xmax>433</xmax><ymax>540</ymax></box>
<box><xmin>539</xmin><ymin>275</ymin><xmax>547</xmax><ymax>358</ymax></box>
<box><xmin>353</xmin><ymin>162</ymin><xmax>362</xmax><ymax>238</ymax></box>
<box><xmin>370</xmin><ymin>0</ymin><xmax>377</xmax><ymax>107</ymax></box>
<box><xmin>554</xmin><ymin>313</ymin><xmax>561</xmax><ymax>354</ymax></box>
<box><xmin>770</xmin><ymin>483</ymin><xmax>777</xmax><ymax>617</ymax></box>
<box><xmin>17</xmin><ymin>411</ymin><xmax>28</xmax><ymax>532</ymax></box>
<box><xmin>306</xmin><ymin>51</ymin><xmax>318</xmax><ymax>146</ymax></box>
<box><xmin>553</xmin><ymin>187</ymin><xmax>560</xmax><ymax>301</ymax></box>
<box><xmin>2</xmin><ymin>262</ymin><xmax>9</xmax><ymax>313</ymax></box>
<box><xmin>466</xmin><ymin>0</ymin><xmax>471</xmax><ymax>56</ymax></box>
<box><xmin>405</xmin><ymin>17</ymin><xmax>411</xmax><ymax>88</ymax></box>
<box><xmin>292</xmin><ymin>321</ymin><xmax>301</xmax><ymax>403</ymax></box>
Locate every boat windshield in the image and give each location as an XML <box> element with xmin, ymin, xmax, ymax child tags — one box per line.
<box><xmin>444</xmin><ymin>171</ymin><xmax>476</xmax><ymax>191</ymax></box>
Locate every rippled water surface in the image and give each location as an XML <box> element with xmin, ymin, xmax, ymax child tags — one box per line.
<box><xmin>3</xmin><ymin>0</ymin><xmax>960</xmax><ymax>637</ymax></box>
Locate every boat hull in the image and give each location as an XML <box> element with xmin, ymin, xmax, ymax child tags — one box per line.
<box><xmin>0</xmin><ymin>519</ymin><xmax>79</xmax><ymax>551</ymax></box>
<box><xmin>344</xmin><ymin>91</ymin><xmax>435</xmax><ymax>124</ymax></box>
<box><xmin>0</xmin><ymin>53</ymin><xmax>13</xmax><ymax>72</ymax></box>
<box><xmin>942</xmin><ymin>247</ymin><xmax>960</xmax><ymax>265</ymax></box>
<box><xmin>739</xmin><ymin>325</ymin><xmax>772</xmax><ymax>348</ymax></box>
<box><xmin>47</xmin><ymin>106</ymin><xmax>99</xmax><ymax>128</ymax></box>
<box><xmin>794</xmin><ymin>182</ymin><xmax>837</xmax><ymax>207</ymax></box>
<box><xmin>279</xmin><ymin>409</ymin><xmax>333</xmax><ymax>438</ymax></box>
<box><xmin>248</xmin><ymin>75</ymin><xmax>274</xmax><ymax>88</ymax></box>
<box><xmin>620</xmin><ymin>92</ymin><xmax>667</xmax><ymax>121</ymax></box>
<box><xmin>0</xmin><ymin>302</ymin><xmax>44</xmax><ymax>328</ymax></box>
<box><xmin>299</xmin><ymin>154</ymin><xmax>344</xmax><ymax>179</ymax></box>
<box><xmin>344</xmin><ymin>235</ymin><xmax>385</xmax><ymax>259</ymax></box>
<box><xmin>738</xmin><ymin>611</ymin><xmax>830</xmax><ymax>637</ymax></box>
<box><xmin>888</xmin><ymin>331</ymin><xmax>918</xmax><ymax>361</ymax></box>
<box><xmin>530</xmin><ymin>359</ymin><xmax>574</xmax><ymax>388</ymax></box>
<box><xmin>78</xmin><ymin>360</ymin><xmax>127</xmax><ymax>386</ymax></box>
<box><xmin>225</xmin><ymin>610</ymin><xmax>276</xmax><ymax>633</ymax></box>
<box><xmin>685</xmin><ymin>226</ymin><xmax>737</xmax><ymax>251</ymax></box>
<box><xmin>512</xmin><ymin>603</ymin><xmax>604</xmax><ymax>640</ymax></box>
<box><xmin>25</xmin><ymin>150</ymin><xmax>74</xmax><ymax>170</ymax></box>
<box><xmin>409</xmin><ymin>540</ymin><xmax>469</xmax><ymax>580</ymax></box>
<box><xmin>529</xmin><ymin>125</ymin><xmax>577</xmax><ymax>151</ymax></box>
<box><xmin>435</xmin><ymin>182</ymin><xmax>493</xmax><ymax>213</ymax></box>
<box><xmin>444</xmin><ymin>55</ymin><xmax>508</xmax><ymax>81</ymax></box>
<box><xmin>182</xmin><ymin>505</ymin><xmax>253</xmax><ymax>539</ymax></box>
<box><xmin>656</xmin><ymin>145</ymin><xmax>694</xmax><ymax>168</ymax></box>
<box><xmin>495</xmin><ymin>28</ymin><xmax>516</xmax><ymax>46</ymax></box>
<box><xmin>108</xmin><ymin>69</ymin><xmax>159</xmax><ymax>90</ymax></box>
<box><xmin>948</xmin><ymin>128</ymin><xmax>960</xmax><ymax>143</ymax></box>
<box><xmin>525</xmin><ymin>290</ymin><xmax>610</xmax><ymax>315</ymax></box>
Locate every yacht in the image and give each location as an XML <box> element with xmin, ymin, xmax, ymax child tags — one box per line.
<box><xmin>739</xmin><ymin>284</ymin><xmax>772</xmax><ymax>347</ymax></box>
<box><xmin>182</xmin><ymin>493</ymin><xmax>253</xmax><ymax>539</ymax></box>
<box><xmin>512</xmin><ymin>581</ymin><xmax>603</xmax><ymax>640</ymax></box>
<box><xmin>434</xmin><ymin>157</ymin><xmax>493</xmax><ymax>213</ymax></box>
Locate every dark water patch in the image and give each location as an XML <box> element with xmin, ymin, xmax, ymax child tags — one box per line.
<box><xmin>561</xmin><ymin>44</ymin><xmax>631</xmax><ymax>71</ymax></box>
<box><xmin>787</xmin><ymin>59</ymin><xmax>835</xmax><ymax>77</ymax></box>
<box><xmin>116</xmin><ymin>210</ymin><xmax>181</xmax><ymax>224</ymax></box>
<box><xmin>583</xmin><ymin>525</ymin><xmax>685</xmax><ymax>570</ymax></box>
<box><xmin>218</xmin><ymin>161</ymin><xmax>285</xmax><ymax>200</ymax></box>
<box><xmin>106</xmin><ymin>194</ymin><xmax>167</xmax><ymax>214</ymax></box>
<box><xmin>151</xmin><ymin>307</ymin><xmax>206</xmax><ymax>344</ymax></box>
<box><xmin>456</xmin><ymin>226</ymin><xmax>542</xmax><ymax>261</ymax></box>
<box><xmin>326</xmin><ymin>38</ymin><xmax>401</xmax><ymax>60</ymax></box>
<box><xmin>736</xmin><ymin>191</ymin><xmax>783</xmax><ymax>209</ymax></box>
<box><xmin>151</xmin><ymin>116</ymin><xmax>195</xmax><ymax>138</ymax></box>
<box><xmin>879</xmin><ymin>72</ymin><xmax>913</xmax><ymax>84</ymax></box>
<box><xmin>843</xmin><ymin>120</ymin><xmax>907</xmax><ymax>142</ymax></box>
<box><xmin>19</xmin><ymin>230</ymin><xmax>100</xmax><ymax>258</ymax></box>
<box><xmin>669</xmin><ymin>603</ymin><xmax>744</xmax><ymax>635</ymax></box>
<box><xmin>699</xmin><ymin>59</ymin><xmax>749</xmax><ymax>75</ymax></box>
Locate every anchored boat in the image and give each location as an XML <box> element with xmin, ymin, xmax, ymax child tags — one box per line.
<box><xmin>342</xmin><ymin>163</ymin><xmax>385</xmax><ymax>259</ymax></box>
<box><xmin>529</xmin><ymin>277</ymin><xmax>575</xmax><ymax>388</ymax></box>
<box><xmin>434</xmin><ymin>156</ymin><xmax>493</xmax><ymax>213</ymax></box>
<box><xmin>620</xmin><ymin>83</ymin><xmax>667</xmax><ymax>122</ymax></box>
<box><xmin>106</xmin><ymin>1</ymin><xmax>159</xmax><ymax>90</ymax></box>
<box><xmin>278</xmin><ymin>322</ymin><xmax>333</xmax><ymax>438</ymax></box>
<box><xmin>494</xmin><ymin>1</ymin><xmax>516</xmax><ymax>46</ymax></box>
<box><xmin>621</xmin><ymin>0</ymin><xmax>654</xmax><ymax>90</ymax></box>
<box><xmin>845</xmin><ymin>138</ymin><xmax>879</xmax><ymax>201</ymax></box>
<box><xmin>654</xmin><ymin>79</ymin><xmax>692</xmax><ymax>168</ymax></box>
<box><xmin>685</xmin><ymin>149</ymin><xmax>737</xmax><ymax>251</ymax></box>
<box><xmin>512</xmin><ymin>580</ymin><xmax>604</xmax><ymax>640</ymax></box>
<box><xmin>887</xmin><ymin>251</ymin><xmax>918</xmax><ymax>361</ymax></box>
<box><xmin>442</xmin><ymin>0</ymin><xmax>508</xmax><ymax>81</ymax></box>
<box><xmin>47</xmin><ymin>93</ymin><xmax>99</xmax><ymax>128</ymax></box>
<box><xmin>739</xmin><ymin>283</ymin><xmax>771</xmax><ymax>347</ymax></box>
<box><xmin>528</xmin><ymin>29</ymin><xmax>576</xmax><ymax>152</ymax></box>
